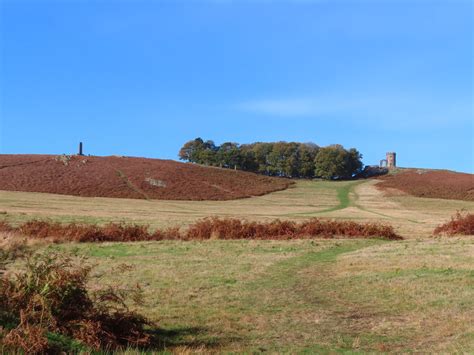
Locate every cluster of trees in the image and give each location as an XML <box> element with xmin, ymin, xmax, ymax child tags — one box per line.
<box><xmin>178</xmin><ymin>138</ymin><xmax>363</xmax><ymax>180</ymax></box>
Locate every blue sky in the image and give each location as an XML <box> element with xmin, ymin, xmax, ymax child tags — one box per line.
<box><xmin>1</xmin><ymin>0</ymin><xmax>473</xmax><ymax>172</ymax></box>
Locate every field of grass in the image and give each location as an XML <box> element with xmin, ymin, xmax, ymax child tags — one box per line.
<box><xmin>1</xmin><ymin>179</ymin><xmax>473</xmax><ymax>352</ymax></box>
<box><xmin>40</xmin><ymin>237</ymin><xmax>473</xmax><ymax>353</ymax></box>
<box><xmin>1</xmin><ymin>179</ymin><xmax>473</xmax><ymax>237</ymax></box>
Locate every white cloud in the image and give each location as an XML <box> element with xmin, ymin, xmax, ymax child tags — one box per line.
<box><xmin>236</xmin><ymin>95</ymin><xmax>384</xmax><ymax>118</ymax></box>
<box><xmin>236</xmin><ymin>94</ymin><xmax>473</xmax><ymax>129</ymax></box>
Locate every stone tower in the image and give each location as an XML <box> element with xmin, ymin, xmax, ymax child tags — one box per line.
<box><xmin>386</xmin><ymin>152</ymin><xmax>396</xmax><ymax>169</ymax></box>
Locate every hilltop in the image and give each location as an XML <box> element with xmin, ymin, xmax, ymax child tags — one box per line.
<box><xmin>0</xmin><ymin>154</ymin><xmax>292</xmax><ymax>200</ymax></box>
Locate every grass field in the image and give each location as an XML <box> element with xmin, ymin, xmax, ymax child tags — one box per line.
<box><xmin>1</xmin><ymin>179</ymin><xmax>473</xmax><ymax>352</ymax></box>
<box><xmin>42</xmin><ymin>237</ymin><xmax>473</xmax><ymax>353</ymax></box>
<box><xmin>1</xmin><ymin>179</ymin><xmax>473</xmax><ymax>237</ymax></box>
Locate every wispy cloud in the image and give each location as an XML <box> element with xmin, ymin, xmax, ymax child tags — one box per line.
<box><xmin>236</xmin><ymin>94</ymin><xmax>473</xmax><ymax>129</ymax></box>
<box><xmin>238</xmin><ymin>97</ymin><xmax>371</xmax><ymax>117</ymax></box>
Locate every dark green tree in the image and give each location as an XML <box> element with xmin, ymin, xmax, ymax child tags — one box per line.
<box><xmin>250</xmin><ymin>143</ymin><xmax>274</xmax><ymax>175</ymax></box>
<box><xmin>179</xmin><ymin>139</ymin><xmax>362</xmax><ymax>180</ymax></box>
<box><xmin>345</xmin><ymin>148</ymin><xmax>364</xmax><ymax>177</ymax></box>
<box><xmin>298</xmin><ymin>143</ymin><xmax>319</xmax><ymax>178</ymax></box>
<box><xmin>238</xmin><ymin>145</ymin><xmax>258</xmax><ymax>172</ymax></box>
<box><xmin>196</xmin><ymin>140</ymin><xmax>218</xmax><ymax>166</ymax></box>
<box><xmin>217</xmin><ymin>142</ymin><xmax>241</xmax><ymax>169</ymax></box>
<box><xmin>281</xmin><ymin>142</ymin><xmax>300</xmax><ymax>177</ymax></box>
<box><xmin>178</xmin><ymin>138</ymin><xmax>217</xmax><ymax>165</ymax></box>
<box><xmin>178</xmin><ymin>138</ymin><xmax>205</xmax><ymax>163</ymax></box>
<box><xmin>314</xmin><ymin>145</ymin><xmax>363</xmax><ymax>179</ymax></box>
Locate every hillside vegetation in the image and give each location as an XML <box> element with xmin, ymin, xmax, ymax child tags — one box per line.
<box><xmin>179</xmin><ymin>139</ymin><xmax>363</xmax><ymax>179</ymax></box>
<box><xmin>0</xmin><ymin>217</ymin><xmax>402</xmax><ymax>242</ymax></box>
<box><xmin>4</xmin><ymin>238</ymin><xmax>469</xmax><ymax>353</ymax></box>
<box><xmin>377</xmin><ymin>169</ymin><xmax>474</xmax><ymax>201</ymax></box>
<box><xmin>1</xmin><ymin>179</ymin><xmax>473</xmax><ymax>237</ymax></box>
<box><xmin>0</xmin><ymin>155</ymin><xmax>291</xmax><ymax>200</ymax></box>
<box><xmin>1</xmin><ymin>178</ymin><xmax>473</xmax><ymax>352</ymax></box>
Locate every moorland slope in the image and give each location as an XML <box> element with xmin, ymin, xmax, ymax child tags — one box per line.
<box><xmin>376</xmin><ymin>169</ymin><xmax>474</xmax><ymax>201</ymax></box>
<box><xmin>0</xmin><ymin>154</ymin><xmax>291</xmax><ymax>200</ymax></box>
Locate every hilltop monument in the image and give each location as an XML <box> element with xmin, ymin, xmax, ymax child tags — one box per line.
<box><xmin>386</xmin><ymin>152</ymin><xmax>396</xmax><ymax>169</ymax></box>
<box><xmin>380</xmin><ymin>152</ymin><xmax>396</xmax><ymax>169</ymax></box>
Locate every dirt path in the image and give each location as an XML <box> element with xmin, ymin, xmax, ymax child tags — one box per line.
<box><xmin>352</xmin><ymin>182</ymin><xmax>420</xmax><ymax>223</ymax></box>
<box><xmin>114</xmin><ymin>169</ymin><xmax>151</xmax><ymax>200</ymax></box>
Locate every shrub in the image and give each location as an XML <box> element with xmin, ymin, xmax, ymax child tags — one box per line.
<box><xmin>15</xmin><ymin>221</ymin><xmax>153</xmax><ymax>243</ymax></box>
<box><xmin>433</xmin><ymin>211</ymin><xmax>474</xmax><ymax>236</ymax></box>
<box><xmin>185</xmin><ymin>217</ymin><xmax>401</xmax><ymax>240</ymax></box>
<box><xmin>2</xmin><ymin>217</ymin><xmax>403</xmax><ymax>242</ymax></box>
<box><xmin>0</xmin><ymin>222</ymin><xmax>14</xmax><ymax>233</ymax></box>
<box><xmin>0</xmin><ymin>252</ymin><xmax>151</xmax><ymax>353</ymax></box>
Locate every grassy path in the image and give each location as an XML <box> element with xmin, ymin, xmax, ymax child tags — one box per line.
<box><xmin>351</xmin><ymin>182</ymin><xmax>421</xmax><ymax>223</ymax></box>
<box><xmin>240</xmin><ymin>239</ymin><xmax>405</xmax><ymax>352</ymax></box>
<box><xmin>294</xmin><ymin>180</ymin><xmax>421</xmax><ymax>225</ymax></box>
<box><xmin>288</xmin><ymin>180</ymin><xmax>363</xmax><ymax>216</ymax></box>
<box><xmin>50</xmin><ymin>238</ymin><xmax>474</xmax><ymax>353</ymax></box>
<box><xmin>3</xmin><ymin>229</ymin><xmax>471</xmax><ymax>352</ymax></box>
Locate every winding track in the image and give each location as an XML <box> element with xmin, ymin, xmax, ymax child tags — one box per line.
<box><xmin>287</xmin><ymin>179</ymin><xmax>422</xmax><ymax>226</ymax></box>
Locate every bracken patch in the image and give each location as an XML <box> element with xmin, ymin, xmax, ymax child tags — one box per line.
<box><xmin>0</xmin><ymin>154</ymin><xmax>292</xmax><ymax>201</ymax></box>
<box><xmin>0</xmin><ymin>252</ymin><xmax>151</xmax><ymax>353</ymax></box>
<box><xmin>376</xmin><ymin>169</ymin><xmax>474</xmax><ymax>201</ymax></box>
<box><xmin>433</xmin><ymin>211</ymin><xmax>474</xmax><ymax>236</ymax></box>
<box><xmin>2</xmin><ymin>218</ymin><xmax>403</xmax><ymax>242</ymax></box>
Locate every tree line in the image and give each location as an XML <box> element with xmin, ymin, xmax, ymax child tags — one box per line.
<box><xmin>178</xmin><ymin>138</ymin><xmax>363</xmax><ymax>180</ymax></box>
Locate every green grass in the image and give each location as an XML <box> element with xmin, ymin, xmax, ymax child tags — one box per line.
<box><xmin>38</xmin><ymin>238</ymin><xmax>474</xmax><ymax>353</ymax></box>
<box><xmin>284</xmin><ymin>180</ymin><xmax>361</xmax><ymax>217</ymax></box>
<box><xmin>2</xmin><ymin>179</ymin><xmax>474</xmax><ymax>352</ymax></box>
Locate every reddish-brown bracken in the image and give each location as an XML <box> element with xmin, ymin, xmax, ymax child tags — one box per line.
<box><xmin>433</xmin><ymin>211</ymin><xmax>474</xmax><ymax>236</ymax></box>
<box><xmin>0</xmin><ymin>154</ymin><xmax>292</xmax><ymax>200</ymax></box>
<box><xmin>0</xmin><ymin>252</ymin><xmax>150</xmax><ymax>353</ymax></box>
<box><xmin>1</xmin><ymin>217</ymin><xmax>403</xmax><ymax>241</ymax></box>
<box><xmin>377</xmin><ymin>169</ymin><xmax>474</xmax><ymax>201</ymax></box>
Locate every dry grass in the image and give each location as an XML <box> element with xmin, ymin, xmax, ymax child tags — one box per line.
<box><xmin>333</xmin><ymin>239</ymin><xmax>474</xmax><ymax>351</ymax></box>
<box><xmin>0</xmin><ymin>180</ymin><xmax>339</xmax><ymax>229</ymax></box>
<box><xmin>1</xmin><ymin>178</ymin><xmax>473</xmax><ymax>352</ymax></box>
<box><xmin>40</xmin><ymin>238</ymin><xmax>474</xmax><ymax>353</ymax></box>
<box><xmin>2</xmin><ymin>179</ymin><xmax>473</xmax><ymax>238</ymax></box>
<box><xmin>352</xmin><ymin>180</ymin><xmax>474</xmax><ymax>237</ymax></box>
